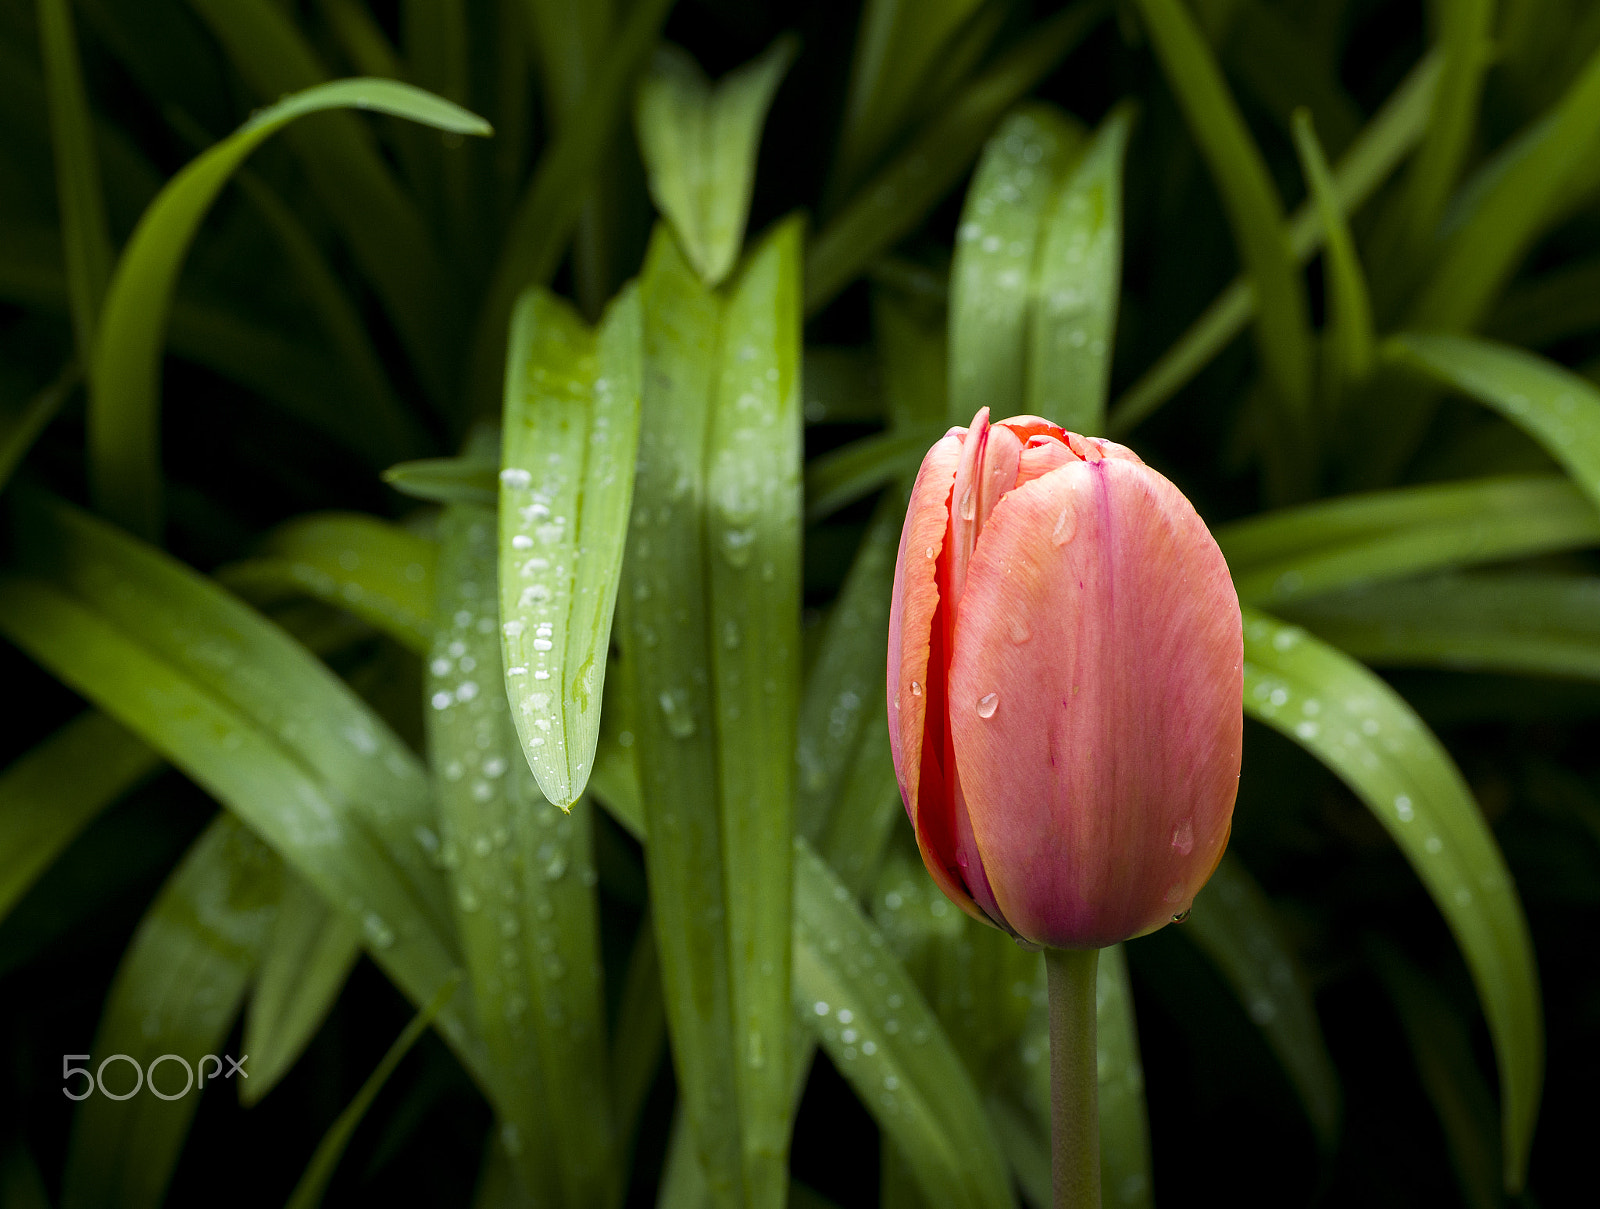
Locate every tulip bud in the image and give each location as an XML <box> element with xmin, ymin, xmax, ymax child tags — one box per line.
<box><xmin>886</xmin><ymin>408</ymin><xmax>1242</xmax><ymax>949</ymax></box>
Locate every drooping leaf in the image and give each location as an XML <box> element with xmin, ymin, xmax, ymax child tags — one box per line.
<box><xmin>635</xmin><ymin>36</ymin><xmax>797</xmax><ymax>286</ymax></box>
<box><xmin>1217</xmin><ymin>475</ymin><xmax>1600</xmax><ymax>607</ymax></box>
<box><xmin>949</xmin><ymin>103</ymin><xmax>1084</xmax><ymax>422</ymax></box>
<box><xmin>60</xmin><ymin>814</ymin><xmax>281</xmax><ymax>1209</ymax></box>
<box><xmin>1385</xmin><ymin>333</ymin><xmax>1600</xmax><ymax>514</ymax></box>
<box><xmin>89</xmin><ymin>76</ymin><xmax>489</xmax><ymax>538</ymax></box>
<box><xmin>1243</xmin><ymin>609</ymin><xmax>1542</xmax><ymax>1189</ymax></box>
<box><xmin>0</xmin><ymin>710</ymin><xmax>161</xmax><ymax>927</ymax></box>
<box><xmin>242</xmin><ymin>870</ymin><xmax>361</xmax><ymax>1105</ymax></box>
<box><xmin>499</xmin><ymin>285</ymin><xmax>642</xmax><ymax>808</ymax></box>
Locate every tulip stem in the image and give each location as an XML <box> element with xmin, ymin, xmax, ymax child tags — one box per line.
<box><xmin>1045</xmin><ymin>945</ymin><xmax>1101</xmax><ymax>1209</ymax></box>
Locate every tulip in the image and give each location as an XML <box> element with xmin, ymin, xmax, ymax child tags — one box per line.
<box><xmin>886</xmin><ymin>408</ymin><xmax>1242</xmax><ymax>951</ymax></box>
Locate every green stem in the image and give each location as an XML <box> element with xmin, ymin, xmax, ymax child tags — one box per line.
<box><xmin>1045</xmin><ymin>946</ymin><xmax>1102</xmax><ymax>1209</ymax></box>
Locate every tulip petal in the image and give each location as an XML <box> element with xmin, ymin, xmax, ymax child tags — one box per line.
<box><xmin>887</xmin><ymin>432</ymin><xmax>977</xmax><ymax>915</ymax></box>
<box><xmin>947</xmin><ymin>456</ymin><xmax>1242</xmax><ymax>948</ymax></box>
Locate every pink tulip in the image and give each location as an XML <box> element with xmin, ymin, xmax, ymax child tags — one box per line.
<box><xmin>886</xmin><ymin>408</ymin><xmax>1242</xmax><ymax>950</ymax></box>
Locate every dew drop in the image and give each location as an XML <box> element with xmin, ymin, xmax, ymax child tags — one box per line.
<box><xmin>1051</xmin><ymin>506</ymin><xmax>1076</xmax><ymax>546</ymax></box>
<box><xmin>1171</xmin><ymin>908</ymin><xmax>1190</xmax><ymax>923</ymax></box>
<box><xmin>1170</xmin><ymin>818</ymin><xmax>1194</xmax><ymax>856</ymax></box>
<box><xmin>909</xmin><ymin>681</ymin><xmax>923</xmax><ymax>698</ymax></box>
<box><xmin>976</xmin><ymin>693</ymin><xmax>999</xmax><ymax>718</ymax></box>
<box><xmin>1008</xmin><ymin>616</ymin><xmax>1032</xmax><ymax>644</ymax></box>
<box><xmin>959</xmin><ymin>488</ymin><xmax>975</xmax><ymax>521</ymax></box>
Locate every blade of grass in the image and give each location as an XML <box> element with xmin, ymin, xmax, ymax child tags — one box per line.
<box><xmin>1028</xmin><ymin>104</ymin><xmax>1133</xmax><ymax>435</ymax></box>
<box><xmin>89</xmin><ymin>77</ymin><xmax>490</xmax><ymax>539</ymax></box>
<box><xmin>499</xmin><ymin>285</ymin><xmax>642</xmax><ymax>807</ymax></box>
<box><xmin>805</xmin><ymin>1</ymin><xmax>1108</xmax><ymax>316</ymax></box>
<box><xmin>635</xmin><ymin>36</ymin><xmax>797</xmax><ymax>287</ymax></box>
<box><xmin>243</xmin><ymin>871</ymin><xmax>361</xmax><ymax>1105</ymax></box>
<box><xmin>1385</xmin><ymin>333</ymin><xmax>1600</xmax><ymax>515</ymax></box>
<box><xmin>1291</xmin><ymin>109</ymin><xmax>1375</xmax><ymax>403</ymax></box>
<box><xmin>949</xmin><ymin>103</ymin><xmax>1084</xmax><ymax>422</ymax></box>
<box><xmin>0</xmin><ymin>359</ymin><xmax>76</xmax><ymax>491</ymax></box>
<box><xmin>1133</xmin><ymin>0</ymin><xmax>1314</xmax><ymax>487</ymax></box>
<box><xmin>804</xmin><ymin>426</ymin><xmax>943</xmax><ymax>525</ymax></box>
<box><xmin>619</xmin><ymin>224</ymin><xmax>744</xmax><ymax>1209</ymax></box>
<box><xmin>283</xmin><ymin>972</ymin><xmax>463</xmax><ymax>1209</ymax></box>
<box><xmin>36</xmin><ymin>0</ymin><xmax>113</xmax><ymax>359</ymax></box>
<box><xmin>706</xmin><ymin>216</ymin><xmax>804</xmax><ymax>1208</ymax></box>
<box><xmin>60</xmin><ymin>814</ymin><xmax>281</xmax><ymax>1209</ymax></box>
<box><xmin>1243</xmin><ymin>609</ymin><xmax>1542</xmax><ymax>1189</ymax></box>
<box><xmin>0</xmin><ymin>710</ymin><xmax>161</xmax><ymax>925</ymax></box>
<box><xmin>385</xmin><ymin>456</ymin><xmax>498</xmax><ymax>506</ymax></box>
<box><xmin>1183</xmin><ymin>854</ymin><xmax>1341</xmax><ymax>1150</ymax></box>
<box><xmin>1107</xmin><ymin>51</ymin><xmax>1441</xmax><ymax>436</ymax></box>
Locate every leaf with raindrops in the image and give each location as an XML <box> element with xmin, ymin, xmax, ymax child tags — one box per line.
<box><xmin>499</xmin><ymin>284</ymin><xmax>642</xmax><ymax>809</ymax></box>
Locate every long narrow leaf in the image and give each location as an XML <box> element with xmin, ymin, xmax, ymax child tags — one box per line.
<box><xmin>499</xmin><ymin>285</ymin><xmax>642</xmax><ymax>807</ymax></box>
<box><xmin>89</xmin><ymin>77</ymin><xmax>489</xmax><ymax>538</ymax></box>
<box><xmin>1243</xmin><ymin>609</ymin><xmax>1541</xmax><ymax>1188</ymax></box>
<box><xmin>635</xmin><ymin>36</ymin><xmax>797</xmax><ymax>287</ymax></box>
<box><xmin>36</xmin><ymin>0</ymin><xmax>113</xmax><ymax>358</ymax></box>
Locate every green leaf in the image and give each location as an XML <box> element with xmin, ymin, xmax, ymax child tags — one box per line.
<box><xmin>283</xmin><ymin>972</ymin><xmax>463</xmax><ymax>1209</ymax></box>
<box><xmin>36</xmin><ymin>0</ymin><xmax>113</xmax><ymax>359</ymax></box>
<box><xmin>1217</xmin><ymin>475</ymin><xmax>1600</xmax><ymax>607</ymax></box>
<box><xmin>706</xmin><ymin>216</ymin><xmax>805</xmax><ymax>1208</ymax></box>
<box><xmin>219</xmin><ymin>512</ymin><xmax>439</xmax><ymax>657</ymax></box>
<box><xmin>1408</xmin><ymin>37</ymin><xmax>1600</xmax><ymax>332</ymax></box>
<box><xmin>804</xmin><ymin>427</ymin><xmax>942</xmax><ymax>525</ymax></box>
<box><xmin>1385</xmin><ymin>333</ymin><xmax>1600</xmax><ymax>514</ymax></box>
<box><xmin>384</xmin><ymin>456</ymin><xmax>499</xmax><ymax>506</ymax></box>
<box><xmin>1283</xmin><ymin>572</ymin><xmax>1600</xmax><ymax>681</ymax></box>
<box><xmin>499</xmin><ymin>285</ymin><xmax>642</xmax><ymax>808</ymax></box>
<box><xmin>61</xmin><ymin>814</ymin><xmax>281</xmax><ymax>1209</ymax></box>
<box><xmin>793</xmin><ymin>838</ymin><xmax>1014</xmax><ymax>1209</ymax></box>
<box><xmin>635</xmin><ymin>36</ymin><xmax>797</xmax><ymax>287</ymax></box>
<box><xmin>828</xmin><ymin>0</ymin><xmax>993</xmax><ymax>202</ymax></box>
<box><xmin>1290</xmin><ymin>109</ymin><xmax>1374</xmax><ymax>400</ymax></box>
<box><xmin>242</xmin><ymin>870</ymin><xmax>361</xmax><ymax>1105</ymax></box>
<box><xmin>949</xmin><ymin>103</ymin><xmax>1085</xmax><ymax>422</ymax></box>
<box><xmin>610</xmin><ymin>912</ymin><xmax>669</xmax><ymax>1153</ymax></box>
<box><xmin>1183</xmin><ymin>854</ymin><xmax>1341</xmax><ymax>1150</ymax></box>
<box><xmin>89</xmin><ymin>76</ymin><xmax>490</xmax><ymax>539</ymax></box>
<box><xmin>1107</xmin><ymin>51</ymin><xmax>1441</xmax><ymax>437</ymax></box>
<box><xmin>805</xmin><ymin>1</ymin><xmax>1107</xmax><ymax>316</ymax></box>
<box><xmin>181</xmin><ymin>0</ymin><xmax>469</xmax><ymax>399</ymax></box>
<box><xmin>0</xmin><ymin>494</ymin><xmax>489</xmax><ymax>1089</ymax></box>
<box><xmin>1027</xmin><ymin>104</ymin><xmax>1133</xmax><ymax>435</ymax></box>
<box><xmin>1132</xmin><ymin>0</ymin><xmax>1313</xmax><ymax>462</ymax></box>
<box><xmin>0</xmin><ymin>710</ymin><xmax>161</xmax><ymax>926</ymax></box>
<box><xmin>1242</xmin><ymin>609</ymin><xmax>1542</xmax><ymax>1188</ymax></box>
<box><xmin>429</xmin><ymin>503</ymin><xmax>617</xmax><ymax>1207</ymax></box>
<box><xmin>466</xmin><ymin>0</ymin><xmax>675</xmax><ymax>410</ymax></box>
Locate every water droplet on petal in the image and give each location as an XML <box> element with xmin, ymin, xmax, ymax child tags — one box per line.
<box><xmin>959</xmin><ymin>488</ymin><xmax>976</xmax><ymax>521</ymax></box>
<box><xmin>1009</xmin><ymin>616</ymin><xmax>1031</xmax><ymax>644</ymax></box>
<box><xmin>1171</xmin><ymin>818</ymin><xmax>1194</xmax><ymax>855</ymax></box>
<box><xmin>909</xmin><ymin>681</ymin><xmax>923</xmax><ymax>698</ymax></box>
<box><xmin>976</xmin><ymin>693</ymin><xmax>999</xmax><ymax>718</ymax></box>
<box><xmin>1171</xmin><ymin>908</ymin><xmax>1190</xmax><ymax>923</ymax></box>
<box><xmin>1051</xmin><ymin>506</ymin><xmax>1077</xmax><ymax>546</ymax></box>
